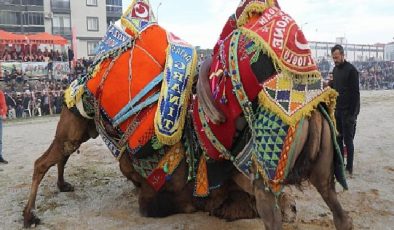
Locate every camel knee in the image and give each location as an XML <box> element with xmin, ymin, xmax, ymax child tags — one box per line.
<box><xmin>63</xmin><ymin>141</ymin><xmax>81</xmax><ymax>155</ymax></box>
<box><xmin>253</xmin><ymin>181</ymin><xmax>283</xmax><ymax>230</ymax></box>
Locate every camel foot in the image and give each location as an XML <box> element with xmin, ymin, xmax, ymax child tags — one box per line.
<box><xmin>279</xmin><ymin>193</ymin><xmax>297</xmax><ymax>223</ymax></box>
<box><xmin>23</xmin><ymin>209</ymin><xmax>41</xmax><ymax>228</ymax></box>
<box><xmin>57</xmin><ymin>181</ymin><xmax>74</xmax><ymax>192</ymax></box>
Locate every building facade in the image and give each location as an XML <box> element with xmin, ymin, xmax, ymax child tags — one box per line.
<box><xmin>0</xmin><ymin>0</ymin><xmax>122</xmax><ymax>58</ymax></box>
<box><xmin>309</xmin><ymin>40</ymin><xmax>385</xmax><ymax>63</ymax></box>
<box><xmin>0</xmin><ymin>0</ymin><xmax>45</xmax><ymax>33</ymax></box>
<box><xmin>385</xmin><ymin>42</ymin><xmax>394</xmax><ymax>61</ymax></box>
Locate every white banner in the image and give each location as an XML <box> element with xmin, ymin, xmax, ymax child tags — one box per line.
<box><xmin>21</xmin><ymin>62</ymin><xmax>48</xmax><ymax>77</ymax></box>
<box><xmin>53</xmin><ymin>61</ymin><xmax>70</xmax><ymax>79</ymax></box>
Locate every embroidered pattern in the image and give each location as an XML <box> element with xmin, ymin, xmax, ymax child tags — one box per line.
<box><xmin>121</xmin><ymin>0</ymin><xmax>157</xmax><ymax>35</ymax></box>
<box><xmin>253</xmin><ymin>106</ymin><xmax>290</xmax><ymax>181</ymax></box>
<box><xmin>157</xmin><ymin>142</ymin><xmax>185</xmax><ymax>176</ymax></box>
<box><xmin>154</xmin><ymin>34</ymin><xmax>197</xmax><ymax>145</ymax></box>
<box><xmin>260</xmin><ymin>73</ymin><xmax>325</xmax><ymax>121</ymax></box>
<box><xmin>96</xmin><ymin>24</ymin><xmax>133</xmax><ymax>60</ymax></box>
<box><xmin>194</xmin><ymin>154</ymin><xmax>209</xmax><ymax>197</ymax></box>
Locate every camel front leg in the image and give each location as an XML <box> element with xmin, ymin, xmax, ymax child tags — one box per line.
<box><xmin>57</xmin><ymin>155</ymin><xmax>74</xmax><ymax>192</ymax></box>
<box><xmin>23</xmin><ymin>141</ymin><xmax>64</xmax><ymax>228</ymax></box>
<box><xmin>253</xmin><ymin>180</ymin><xmax>283</xmax><ymax>230</ymax></box>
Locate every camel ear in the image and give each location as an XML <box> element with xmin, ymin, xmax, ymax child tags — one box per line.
<box><xmin>121</xmin><ymin>0</ymin><xmax>157</xmax><ymax>36</ymax></box>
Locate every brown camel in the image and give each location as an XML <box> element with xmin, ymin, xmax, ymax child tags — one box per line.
<box><xmin>196</xmin><ymin>55</ymin><xmax>353</xmax><ymax>230</ymax></box>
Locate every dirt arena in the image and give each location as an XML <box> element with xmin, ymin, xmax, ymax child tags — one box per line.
<box><xmin>1</xmin><ymin>90</ymin><xmax>393</xmax><ymax>230</ymax></box>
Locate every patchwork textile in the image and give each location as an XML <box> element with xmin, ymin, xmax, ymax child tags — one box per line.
<box><xmin>64</xmin><ymin>0</ymin><xmax>196</xmax><ymax>191</ymax></box>
<box><xmin>193</xmin><ymin>4</ymin><xmax>345</xmax><ymax>193</ymax></box>
<box><xmin>240</xmin><ymin>7</ymin><xmax>337</xmax><ymax>125</ymax></box>
<box><xmin>252</xmin><ymin>106</ymin><xmax>304</xmax><ymax>194</ymax></box>
<box><xmin>259</xmin><ymin>73</ymin><xmax>337</xmax><ymax>126</ymax></box>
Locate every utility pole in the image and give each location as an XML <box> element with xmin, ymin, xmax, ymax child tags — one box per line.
<box><xmin>156</xmin><ymin>2</ymin><xmax>162</xmax><ymax>22</ymax></box>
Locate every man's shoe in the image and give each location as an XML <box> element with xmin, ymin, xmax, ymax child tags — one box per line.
<box><xmin>0</xmin><ymin>158</ymin><xmax>8</xmax><ymax>164</ymax></box>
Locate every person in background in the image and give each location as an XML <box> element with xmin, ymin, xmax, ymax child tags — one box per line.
<box><xmin>5</xmin><ymin>92</ymin><xmax>16</xmax><ymax>119</ymax></box>
<box><xmin>68</xmin><ymin>47</ymin><xmax>74</xmax><ymax>70</ymax></box>
<box><xmin>331</xmin><ymin>44</ymin><xmax>360</xmax><ymax>175</ymax></box>
<box><xmin>0</xmin><ymin>89</ymin><xmax>8</xmax><ymax>164</ymax></box>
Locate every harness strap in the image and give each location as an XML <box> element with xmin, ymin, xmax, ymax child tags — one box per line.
<box><xmin>113</xmin><ymin>72</ymin><xmax>163</xmax><ymax>126</ymax></box>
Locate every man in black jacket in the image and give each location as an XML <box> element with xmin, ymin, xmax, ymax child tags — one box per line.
<box><xmin>331</xmin><ymin>44</ymin><xmax>360</xmax><ymax>175</ymax></box>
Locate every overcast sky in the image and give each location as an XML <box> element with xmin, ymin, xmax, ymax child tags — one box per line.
<box><xmin>121</xmin><ymin>0</ymin><xmax>394</xmax><ymax>49</ymax></box>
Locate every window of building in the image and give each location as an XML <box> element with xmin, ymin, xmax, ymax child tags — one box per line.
<box><xmin>106</xmin><ymin>0</ymin><xmax>122</xmax><ymax>6</ymax></box>
<box><xmin>86</xmin><ymin>0</ymin><xmax>97</xmax><ymax>6</ymax></box>
<box><xmin>0</xmin><ymin>11</ymin><xmax>21</xmax><ymax>25</ymax></box>
<box><xmin>87</xmin><ymin>17</ymin><xmax>99</xmax><ymax>31</ymax></box>
<box><xmin>1</xmin><ymin>0</ymin><xmax>22</xmax><ymax>5</ymax></box>
<box><xmin>21</xmin><ymin>0</ymin><xmax>44</xmax><ymax>5</ymax></box>
<box><xmin>87</xmin><ymin>41</ymin><xmax>99</xmax><ymax>56</ymax></box>
<box><xmin>22</xmin><ymin>12</ymin><xmax>44</xmax><ymax>26</ymax></box>
<box><xmin>52</xmin><ymin>14</ymin><xmax>71</xmax><ymax>35</ymax></box>
<box><xmin>106</xmin><ymin>5</ymin><xmax>122</xmax><ymax>14</ymax></box>
<box><xmin>51</xmin><ymin>0</ymin><xmax>70</xmax><ymax>10</ymax></box>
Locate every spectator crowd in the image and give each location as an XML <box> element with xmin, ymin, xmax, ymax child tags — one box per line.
<box><xmin>1</xmin><ymin>58</ymin><xmax>92</xmax><ymax>119</ymax></box>
<box><xmin>0</xmin><ymin>47</ymin><xmax>67</xmax><ymax>62</ymax></box>
<box><xmin>317</xmin><ymin>59</ymin><xmax>394</xmax><ymax>90</ymax></box>
<box><xmin>354</xmin><ymin>61</ymin><xmax>394</xmax><ymax>90</ymax></box>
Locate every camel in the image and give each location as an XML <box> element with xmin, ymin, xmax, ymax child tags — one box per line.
<box><xmin>23</xmin><ymin>55</ymin><xmax>352</xmax><ymax>230</ymax></box>
<box><xmin>23</xmin><ymin>2</ymin><xmax>353</xmax><ymax>230</ymax></box>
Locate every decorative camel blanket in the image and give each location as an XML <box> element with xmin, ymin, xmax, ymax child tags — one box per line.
<box><xmin>193</xmin><ymin>5</ymin><xmax>345</xmax><ymax>194</ymax></box>
<box><xmin>64</xmin><ymin>0</ymin><xmax>197</xmax><ymax>191</ymax></box>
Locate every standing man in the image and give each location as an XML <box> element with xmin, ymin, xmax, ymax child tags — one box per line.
<box><xmin>67</xmin><ymin>47</ymin><xmax>74</xmax><ymax>71</ymax></box>
<box><xmin>0</xmin><ymin>89</ymin><xmax>8</xmax><ymax>164</ymax></box>
<box><xmin>331</xmin><ymin>44</ymin><xmax>360</xmax><ymax>175</ymax></box>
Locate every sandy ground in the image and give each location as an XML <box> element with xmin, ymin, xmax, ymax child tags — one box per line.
<box><xmin>0</xmin><ymin>90</ymin><xmax>393</xmax><ymax>230</ymax></box>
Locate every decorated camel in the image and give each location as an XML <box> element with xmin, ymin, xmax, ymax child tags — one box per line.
<box><xmin>23</xmin><ymin>0</ymin><xmax>352</xmax><ymax>230</ymax></box>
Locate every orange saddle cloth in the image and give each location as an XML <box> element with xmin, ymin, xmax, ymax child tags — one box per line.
<box><xmin>86</xmin><ymin>25</ymin><xmax>168</xmax><ymax>155</ymax></box>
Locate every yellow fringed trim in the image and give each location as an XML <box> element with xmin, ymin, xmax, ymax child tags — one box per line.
<box><xmin>240</xmin><ymin>28</ymin><xmax>321</xmax><ymax>77</ymax></box>
<box><xmin>63</xmin><ymin>87</ymin><xmax>74</xmax><ymax>108</ymax></box>
<box><xmin>121</xmin><ymin>17</ymin><xmax>139</xmax><ymax>37</ymax></box>
<box><xmin>154</xmin><ymin>45</ymin><xmax>198</xmax><ymax>146</ymax></box>
<box><xmin>237</xmin><ymin>3</ymin><xmax>269</xmax><ymax>27</ymax></box>
<box><xmin>258</xmin><ymin>87</ymin><xmax>338</xmax><ymax>127</ymax></box>
<box><xmin>88</xmin><ymin>61</ymin><xmax>102</xmax><ymax>80</ymax></box>
<box><xmin>64</xmin><ymin>84</ymin><xmax>85</xmax><ymax>109</ymax></box>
